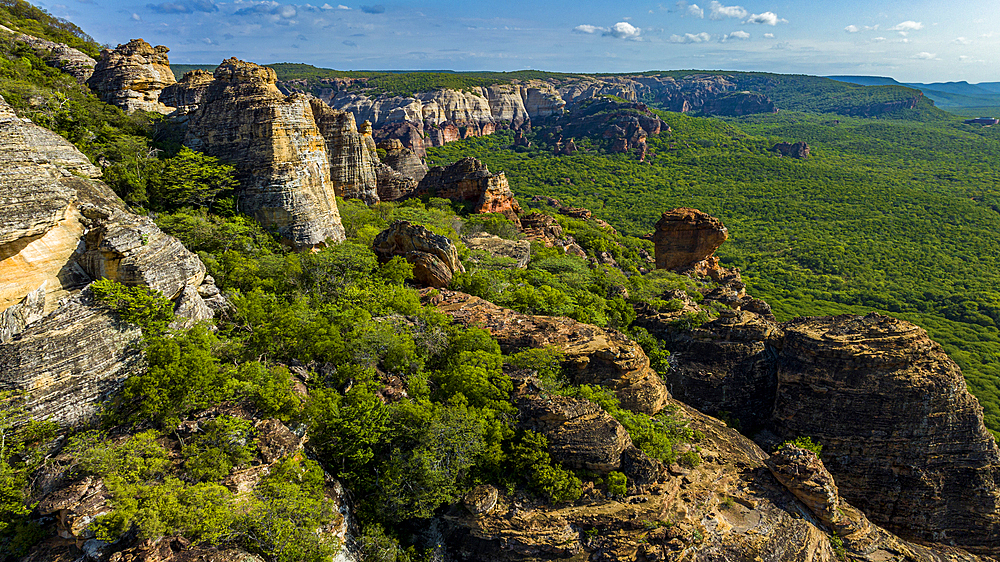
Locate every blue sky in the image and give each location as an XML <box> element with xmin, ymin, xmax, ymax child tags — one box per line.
<box><xmin>35</xmin><ymin>0</ymin><xmax>1000</xmax><ymax>82</ymax></box>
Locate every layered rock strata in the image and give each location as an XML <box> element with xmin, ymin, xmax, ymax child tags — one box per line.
<box><xmin>773</xmin><ymin>313</ymin><xmax>1000</xmax><ymax>554</ymax></box>
<box><xmin>378</xmin><ymin>138</ymin><xmax>427</xmax><ymax>183</ymax></box>
<box><xmin>653</xmin><ymin>207</ymin><xmax>728</xmax><ymax>272</ymax></box>
<box><xmin>373</xmin><ymin>220</ymin><xmax>464</xmax><ymax>288</ymax></box>
<box><xmin>417</xmin><ymin>157</ymin><xmax>522</xmax><ymax>227</ymax></box>
<box><xmin>426</xmin><ymin>290</ymin><xmax>670</xmax><ymax>414</ymax></box>
<box><xmin>0</xmin><ymin>93</ymin><xmax>218</xmax><ymax>423</ymax></box>
<box><xmin>0</xmin><ymin>23</ymin><xmax>96</xmax><ymax>83</ymax></box>
<box><xmin>310</xmin><ymin>99</ymin><xmax>380</xmax><ymax>204</ymax></box>
<box><xmin>184</xmin><ymin>58</ymin><xmax>345</xmax><ymax>248</ymax></box>
<box><xmin>158</xmin><ymin>69</ymin><xmax>214</xmax><ymax>115</ymax></box>
<box><xmin>87</xmin><ymin>39</ymin><xmax>176</xmax><ymax>114</ymax></box>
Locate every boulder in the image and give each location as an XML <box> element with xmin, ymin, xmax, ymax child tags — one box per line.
<box><xmin>653</xmin><ymin>208</ymin><xmax>728</xmax><ymax>271</ymax></box>
<box><xmin>87</xmin><ymin>39</ymin><xmax>177</xmax><ymax>114</ymax></box>
<box><xmin>183</xmin><ymin>58</ymin><xmax>345</xmax><ymax>249</ymax></box>
<box><xmin>373</xmin><ymin>220</ymin><xmax>464</xmax><ymax>288</ymax></box>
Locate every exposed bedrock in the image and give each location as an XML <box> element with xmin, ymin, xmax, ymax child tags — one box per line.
<box><xmin>0</xmin><ymin>23</ymin><xmax>96</xmax><ymax>83</ymax></box>
<box><xmin>773</xmin><ymin>313</ymin><xmax>1000</xmax><ymax>554</ymax></box>
<box><xmin>426</xmin><ymin>290</ymin><xmax>671</xmax><ymax>415</ymax></box>
<box><xmin>86</xmin><ymin>38</ymin><xmax>176</xmax><ymax>114</ymax></box>
<box><xmin>417</xmin><ymin>157</ymin><xmax>522</xmax><ymax>227</ymax></box>
<box><xmin>310</xmin><ymin>99</ymin><xmax>380</xmax><ymax>204</ymax></box>
<box><xmin>183</xmin><ymin>58</ymin><xmax>345</xmax><ymax>248</ymax></box>
<box><xmin>653</xmin><ymin>207</ymin><xmax>728</xmax><ymax>272</ymax></box>
<box><xmin>372</xmin><ymin>220</ymin><xmax>464</xmax><ymax>288</ymax></box>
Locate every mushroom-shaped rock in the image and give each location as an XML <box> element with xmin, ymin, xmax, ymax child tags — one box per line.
<box><xmin>653</xmin><ymin>208</ymin><xmax>727</xmax><ymax>271</ymax></box>
<box><xmin>373</xmin><ymin>220</ymin><xmax>464</xmax><ymax>288</ymax></box>
<box><xmin>86</xmin><ymin>38</ymin><xmax>176</xmax><ymax>114</ymax></box>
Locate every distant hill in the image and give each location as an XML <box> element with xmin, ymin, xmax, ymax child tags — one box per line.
<box><xmin>830</xmin><ymin>75</ymin><xmax>1000</xmax><ymax>115</ymax></box>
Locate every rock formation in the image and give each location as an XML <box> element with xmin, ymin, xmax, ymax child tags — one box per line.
<box><xmin>87</xmin><ymin>39</ymin><xmax>177</xmax><ymax>114</ymax></box>
<box><xmin>0</xmin><ymin>23</ymin><xmax>96</xmax><ymax>83</ymax></box>
<box><xmin>378</xmin><ymin>138</ymin><xmax>427</xmax><ymax>183</ymax></box>
<box><xmin>464</xmin><ymin>234</ymin><xmax>530</xmax><ymax>269</ymax></box>
<box><xmin>771</xmin><ymin>141</ymin><xmax>811</xmax><ymax>158</ymax></box>
<box><xmin>700</xmin><ymin>91</ymin><xmax>777</xmax><ymax>116</ymax></box>
<box><xmin>417</xmin><ymin>157</ymin><xmax>522</xmax><ymax>227</ymax></box>
<box><xmin>0</xmin><ymin>93</ymin><xmax>219</xmax><ymax>424</ymax></box>
<box><xmin>427</xmin><ymin>290</ymin><xmax>670</xmax><ymax>414</ymax></box>
<box><xmin>309</xmin><ymin>99</ymin><xmax>380</xmax><ymax>204</ymax></box>
<box><xmin>773</xmin><ymin>313</ymin><xmax>1000</xmax><ymax>555</ymax></box>
<box><xmin>373</xmin><ymin>220</ymin><xmax>464</xmax><ymax>288</ymax></box>
<box><xmin>184</xmin><ymin>58</ymin><xmax>345</xmax><ymax>248</ymax></box>
<box><xmin>158</xmin><ymin>69</ymin><xmax>214</xmax><ymax>115</ymax></box>
<box><xmin>653</xmin><ymin>208</ymin><xmax>728</xmax><ymax>272</ymax></box>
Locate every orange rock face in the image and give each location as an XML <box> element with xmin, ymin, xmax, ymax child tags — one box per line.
<box><xmin>417</xmin><ymin>157</ymin><xmax>522</xmax><ymax>227</ymax></box>
<box><xmin>653</xmin><ymin>208</ymin><xmax>728</xmax><ymax>271</ymax></box>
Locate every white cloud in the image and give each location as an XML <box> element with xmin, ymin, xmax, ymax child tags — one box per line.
<box><xmin>722</xmin><ymin>30</ymin><xmax>750</xmax><ymax>41</ymax></box>
<box><xmin>872</xmin><ymin>36</ymin><xmax>886</xmax><ymax>42</ymax></box>
<box><xmin>764</xmin><ymin>32</ymin><xmax>774</xmax><ymax>38</ymax></box>
<box><xmin>913</xmin><ymin>51</ymin><xmax>936</xmax><ymax>60</ymax></box>
<box><xmin>745</xmin><ymin>12</ymin><xmax>786</xmax><ymax>25</ymax></box>
<box><xmin>573</xmin><ymin>24</ymin><xmax>606</xmax><ymax>34</ymax></box>
<box><xmin>845</xmin><ymin>25</ymin><xmax>859</xmax><ymax>33</ymax></box>
<box><xmin>708</xmin><ymin>1</ymin><xmax>746</xmax><ymax>20</ymax></box>
<box><xmin>952</xmin><ymin>37</ymin><xmax>972</xmax><ymax>45</ymax></box>
<box><xmin>606</xmin><ymin>21</ymin><xmax>641</xmax><ymax>39</ymax></box>
<box><xmin>131</xmin><ymin>12</ymin><xmax>141</xmax><ymax>20</ymax></box>
<box><xmin>677</xmin><ymin>1</ymin><xmax>704</xmax><ymax>18</ymax></box>
<box><xmin>889</xmin><ymin>21</ymin><xmax>923</xmax><ymax>31</ymax></box>
<box><xmin>670</xmin><ymin>31</ymin><xmax>712</xmax><ymax>43</ymax></box>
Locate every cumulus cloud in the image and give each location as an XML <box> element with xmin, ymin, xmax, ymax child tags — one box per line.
<box><xmin>913</xmin><ymin>51</ymin><xmax>936</xmax><ymax>60</ymax></box>
<box><xmin>952</xmin><ymin>37</ymin><xmax>972</xmax><ymax>45</ymax></box>
<box><xmin>764</xmin><ymin>32</ymin><xmax>774</xmax><ymax>38</ymax></box>
<box><xmin>722</xmin><ymin>30</ymin><xmax>750</xmax><ymax>41</ymax></box>
<box><xmin>745</xmin><ymin>12</ymin><xmax>786</xmax><ymax>25</ymax></box>
<box><xmin>233</xmin><ymin>2</ymin><xmax>297</xmax><ymax>18</ymax></box>
<box><xmin>890</xmin><ymin>21</ymin><xmax>923</xmax><ymax>31</ymax></box>
<box><xmin>708</xmin><ymin>1</ymin><xmax>746</xmax><ymax>20</ymax></box>
<box><xmin>670</xmin><ymin>32</ymin><xmax>712</xmax><ymax>43</ymax></box>
<box><xmin>148</xmin><ymin>0</ymin><xmax>217</xmax><ymax>14</ymax></box>
<box><xmin>605</xmin><ymin>21</ymin><xmax>641</xmax><ymax>39</ymax></box>
<box><xmin>573</xmin><ymin>24</ymin><xmax>606</xmax><ymax>34</ymax></box>
<box><xmin>131</xmin><ymin>12</ymin><xmax>141</xmax><ymax>20</ymax></box>
<box><xmin>845</xmin><ymin>25</ymin><xmax>859</xmax><ymax>33</ymax></box>
<box><xmin>872</xmin><ymin>36</ymin><xmax>886</xmax><ymax>42</ymax></box>
<box><xmin>677</xmin><ymin>1</ymin><xmax>704</xmax><ymax>18</ymax></box>
<box><xmin>360</xmin><ymin>4</ymin><xmax>384</xmax><ymax>14</ymax></box>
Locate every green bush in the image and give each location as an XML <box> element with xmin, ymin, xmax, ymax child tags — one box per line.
<box><xmin>606</xmin><ymin>471</ymin><xmax>627</xmax><ymax>497</ymax></box>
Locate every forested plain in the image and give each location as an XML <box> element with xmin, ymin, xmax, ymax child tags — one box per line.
<box><xmin>426</xmin><ymin>107</ymin><xmax>1000</xmax><ymax>438</ymax></box>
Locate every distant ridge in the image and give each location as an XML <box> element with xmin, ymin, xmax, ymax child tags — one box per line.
<box><xmin>829</xmin><ymin>75</ymin><xmax>1000</xmax><ymax>114</ymax></box>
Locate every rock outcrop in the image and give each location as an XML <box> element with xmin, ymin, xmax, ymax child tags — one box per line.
<box><xmin>772</xmin><ymin>141</ymin><xmax>811</xmax><ymax>158</ymax></box>
<box><xmin>417</xmin><ymin>157</ymin><xmax>522</xmax><ymax>227</ymax></box>
<box><xmin>653</xmin><ymin>208</ymin><xmax>728</xmax><ymax>272</ymax></box>
<box><xmin>773</xmin><ymin>313</ymin><xmax>1000</xmax><ymax>555</ymax></box>
<box><xmin>184</xmin><ymin>58</ymin><xmax>345</xmax><ymax>248</ymax></box>
<box><xmin>427</xmin><ymin>290</ymin><xmax>670</xmax><ymax>414</ymax></box>
<box><xmin>87</xmin><ymin>39</ymin><xmax>176</xmax><ymax>114</ymax></box>
<box><xmin>158</xmin><ymin>69</ymin><xmax>213</xmax><ymax>115</ymax></box>
<box><xmin>0</xmin><ymin>24</ymin><xmax>96</xmax><ymax>83</ymax></box>
<box><xmin>373</xmin><ymin>220</ymin><xmax>464</xmax><ymax>288</ymax></box>
<box><xmin>464</xmin><ymin>234</ymin><xmax>530</xmax><ymax>269</ymax></box>
<box><xmin>310</xmin><ymin>99</ymin><xmax>380</xmax><ymax>204</ymax></box>
<box><xmin>0</xmin><ymin>93</ymin><xmax>218</xmax><ymax>423</ymax></box>
<box><xmin>378</xmin><ymin>138</ymin><xmax>427</xmax><ymax>183</ymax></box>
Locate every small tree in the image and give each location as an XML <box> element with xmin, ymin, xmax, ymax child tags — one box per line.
<box><xmin>148</xmin><ymin>147</ymin><xmax>239</xmax><ymax>212</ymax></box>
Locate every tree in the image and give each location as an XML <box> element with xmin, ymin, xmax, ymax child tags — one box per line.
<box><xmin>148</xmin><ymin>147</ymin><xmax>239</xmax><ymax>212</ymax></box>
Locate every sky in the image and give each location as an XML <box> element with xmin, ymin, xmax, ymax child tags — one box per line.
<box><xmin>33</xmin><ymin>0</ymin><xmax>1000</xmax><ymax>83</ymax></box>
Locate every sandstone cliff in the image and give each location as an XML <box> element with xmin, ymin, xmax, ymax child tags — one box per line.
<box><xmin>0</xmin><ymin>93</ymin><xmax>219</xmax><ymax>424</ymax></box>
<box><xmin>774</xmin><ymin>313</ymin><xmax>1000</xmax><ymax>555</ymax></box>
<box><xmin>184</xmin><ymin>58</ymin><xmax>345</xmax><ymax>248</ymax></box>
<box><xmin>309</xmin><ymin>99</ymin><xmax>381</xmax><ymax>204</ymax></box>
<box><xmin>87</xmin><ymin>39</ymin><xmax>176</xmax><ymax>114</ymax></box>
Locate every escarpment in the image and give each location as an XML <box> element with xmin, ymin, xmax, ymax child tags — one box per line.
<box><xmin>87</xmin><ymin>39</ymin><xmax>176</xmax><ymax>114</ymax></box>
<box><xmin>773</xmin><ymin>313</ymin><xmax>1000</xmax><ymax>554</ymax></box>
<box><xmin>0</xmin><ymin>93</ymin><xmax>219</xmax><ymax>424</ymax></box>
<box><xmin>183</xmin><ymin>58</ymin><xmax>345</xmax><ymax>248</ymax></box>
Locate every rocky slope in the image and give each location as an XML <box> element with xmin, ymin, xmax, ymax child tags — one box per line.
<box><xmin>0</xmin><ymin>93</ymin><xmax>219</xmax><ymax>425</ymax></box>
<box><xmin>0</xmin><ymin>23</ymin><xmax>95</xmax><ymax>83</ymax></box>
<box><xmin>183</xmin><ymin>58</ymin><xmax>346</xmax><ymax>248</ymax></box>
<box><xmin>87</xmin><ymin>39</ymin><xmax>176</xmax><ymax>114</ymax></box>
